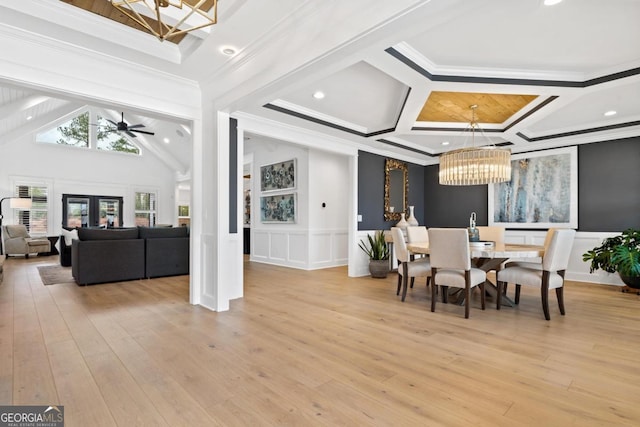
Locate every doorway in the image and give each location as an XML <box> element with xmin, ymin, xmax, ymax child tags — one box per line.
<box><xmin>62</xmin><ymin>194</ymin><xmax>124</xmax><ymax>228</ymax></box>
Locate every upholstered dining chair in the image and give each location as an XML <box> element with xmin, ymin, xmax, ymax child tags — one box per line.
<box><xmin>505</xmin><ymin>228</ymin><xmax>556</xmax><ymax>271</ymax></box>
<box><xmin>477</xmin><ymin>226</ymin><xmax>505</xmax><ymax>245</ymax></box>
<box><xmin>428</xmin><ymin>228</ymin><xmax>486</xmax><ymax>318</ymax></box>
<box><xmin>476</xmin><ymin>225</ymin><xmax>506</xmax><ymax>270</ymax></box>
<box><xmin>391</xmin><ymin>227</ymin><xmax>431</xmax><ymax>302</ymax></box>
<box><xmin>406</xmin><ymin>226</ymin><xmax>429</xmax><ymax>260</ymax></box>
<box><xmin>496</xmin><ymin>228</ymin><xmax>576</xmax><ymax>320</ymax></box>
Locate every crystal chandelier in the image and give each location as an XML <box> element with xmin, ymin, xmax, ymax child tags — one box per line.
<box><xmin>438</xmin><ymin>105</ymin><xmax>512</xmax><ymax>186</ymax></box>
<box><xmin>110</xmin><ymin>0</ymin><xmax>218</xmax><ymax>42</ymax></box>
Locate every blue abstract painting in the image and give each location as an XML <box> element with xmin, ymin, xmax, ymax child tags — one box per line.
<box><xmin>260</xmin><ymin>193</ymin><xmax>296</xmax><ymax>223</ymax></box>
<box><xmin>490</xmin><ymin>147</ymin><xmax>577</xmax><ymax>228</ymax></box>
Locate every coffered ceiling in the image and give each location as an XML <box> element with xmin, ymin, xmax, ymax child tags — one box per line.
<box><xmin>0</xmin><ymin>0</ymin><xmax>639</xmax><ymax>169</ymax></box>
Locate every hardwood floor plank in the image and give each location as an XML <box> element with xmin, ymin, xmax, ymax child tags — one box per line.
<box><xmin>0</xmin><ymin>265</ymin><xmax>14</xmax><ymax>403</ymax></box>
<box><xmin>46</xmin><ymin>339</ymin><xmax>116</xmax><ymax>427</ymax></box>
<box><xmin>2</xmin><ymin>256</ymin><xmax>640</xmax><ymax>426</ymax></box>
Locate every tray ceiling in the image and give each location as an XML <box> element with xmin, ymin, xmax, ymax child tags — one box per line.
<box><xmin>1</xmin><ymin>0</ymin><xmax>638</xmax><ymax>166</ymax></box>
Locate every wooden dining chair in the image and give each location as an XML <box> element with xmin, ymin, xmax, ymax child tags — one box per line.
<box><xmin>496</xmin><ymin>229</ymin><xmax>576</xmax><ymax>320</ymax></box>
<box><xmin>428</xmin><ymin>228</ymin><xmax>486</xmax><ymax>318</ymax></box>
<box><xmin>391</xmin><ymin>227</ymin><xmax>431</xmax><ymax>302</ymax></box>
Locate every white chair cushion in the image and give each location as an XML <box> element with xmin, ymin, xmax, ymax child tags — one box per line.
<box><xmin>505</xmin><ymin>261</ymin><xmax>542</xmax><ymax>270</ymax></box>
<box><xmin>497</xmin><ymin>266</ymin><xmax>565</xmax><ymax>289</ymax></box>
<box><xmin>398</xmin><ymin>258</ymin><xmax>431</xmax><ymax>277</ymax></box>
<box><xmin>434</xmin><ymin>267</ymin><xmax>486</xmax><ymax>288</ymax></box>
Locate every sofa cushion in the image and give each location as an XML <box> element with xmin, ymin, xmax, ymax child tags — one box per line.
<box><xmin>61</xmin><ymin>228</ymin><xmax>79</xmax><ymax>245</ymax></box>
<box><xmin>78</xmin><ymin>228</ymin><xmax>139</xmax><ymax>241</ymax></box>
<box><xmin>138</xmin><ymin>226</ymin><xmax>188</xmax><ymax>239</ymax></box>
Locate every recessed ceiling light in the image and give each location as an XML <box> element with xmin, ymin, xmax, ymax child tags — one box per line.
<box><xmin>221</xmin><ymin>47</ymin><xmax>237</xmax><ymax>56</ymax></box>
<box><xmin>26</xmin><ymin>115</ymin><xmax>33</xmax><ymax>121</ymax></box>
<box><xmin>604</xmin><ymin>110</ymin><xmax>617</xmax><ymax>117</ymax></box>
<box><xmin>163</xmin><ymin>137</ymin><xmax>170</xmax><ymax>144</ymax></box>
<box><xmin>442</xmin><ymin>141</ymin><xmax>450</xmax><ymax>146</ymax></box>
<box><xmin>312</xmin><ymin>91</ymin><xmax>325</xmax><ymax>100</ymax></box>
<box><xmin>544</xmin><ymin>0</ymin><xmax>562</xmax><ymax>5</ymax></box>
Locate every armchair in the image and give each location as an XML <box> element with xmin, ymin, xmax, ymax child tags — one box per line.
<box><xmin>1</xmin><ymin>225</ymin><xmax>50</xmax><ymax>258</ymax></box>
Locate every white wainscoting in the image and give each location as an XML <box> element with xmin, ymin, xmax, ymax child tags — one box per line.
<box><xmin>505</xmin><ymin>230</ymin><xmax>625</xmax><ymax>286</ymax></box>
<box><xmin>353</xmin><ymin>229</ymin><xmax>625</xmax><ymax>287</ymax></box>
<box><xmin>251</xmin><ymin>228</ymin><xmax>348</xmax><ymax>270</ymax></box>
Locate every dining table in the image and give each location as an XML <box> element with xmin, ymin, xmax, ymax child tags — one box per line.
<box><xmin>406</xmin><ymin>241</ymin><xmax>545</xmax><ymax>307</ymax></box>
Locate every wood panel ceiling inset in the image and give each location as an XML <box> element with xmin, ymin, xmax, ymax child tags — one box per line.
<box><xmin>60</xmin><ymin>0</ymin><xmax>193</xmax><ymax>44</ymax></box>
<box><xmin>417</xmin><ymin>91</ymin><xmax>538</xmax><ymax>124</ymax></box>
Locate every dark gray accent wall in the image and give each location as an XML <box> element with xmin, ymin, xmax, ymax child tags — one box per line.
<box><xmin>229</xmin><ymin>118</ymin><xmax>238</xmax><ymax>234</ymax></box>
<box><xmin>357</xmin><ymin>151</ymin><xmax>424</xmax><ymax>230</ymax></box>
<box><xmin>578</xmin><ymin>137</ymin><xmax>640</xmax><ymax>231</ymax></box>
<box><xmin>421</xmin><ymin>137</ymin><xmax>640</xmax><ymax>231</ymax></box>
<box><xmin>423</xmin><ymin>165</ymin><xmax>488</xmax><ymax>227</ymax></box>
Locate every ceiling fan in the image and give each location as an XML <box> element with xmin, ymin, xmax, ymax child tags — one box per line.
<box><xmin>105</xmin><ymin>112</ymin><xmax>155</xmax><ymax>138</ymax></box>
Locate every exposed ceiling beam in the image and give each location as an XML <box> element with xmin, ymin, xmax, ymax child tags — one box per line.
<box><xmin>0</xmin><ymin>94</ymin><xmax>49</xmax><ymax>118</ymax></box>
<box><xmin>0</xmin><ymin>101</ymin><xmax>80</xmax><ymax>144</ymax></box>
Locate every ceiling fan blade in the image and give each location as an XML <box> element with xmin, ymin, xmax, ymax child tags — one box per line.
<box><xmin>125</xmin><ymin>131</ymin><xmax>137</xmax><ymax>138</ymax></box>
<box><xmin>130</xmin><ymin>129</ymin><xmax>155</xmax><ymax>135</ymax></box>
<box><xmin>107</xmin><ymin>119</ymin><xmax>118</xmax><ymax>126</ymax></box>
<box><xmin>128</xmin><ymin>124</ymin><xmax>145</xmax><ymax>129</ymax></box>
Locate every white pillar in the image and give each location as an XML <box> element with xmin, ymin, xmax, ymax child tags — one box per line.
<box><xmin>191</xmin><ymin>107</ymin><xmax>243</xmax><ymax>311</ymax></box>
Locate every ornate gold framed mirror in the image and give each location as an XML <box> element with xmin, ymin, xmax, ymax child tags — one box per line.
<box><xmin>384</xmin><ymin>158</ymin><xmax>408</xmax><ymax>221</ymax></box>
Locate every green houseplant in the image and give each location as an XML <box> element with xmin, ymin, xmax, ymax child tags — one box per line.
<box><xmin>582</xmin><ymin>228</ymin><xmax>640</xmax><ymax>288</ymax></box>
<box><xmin>359</xmin><ymin>230</ymin><xmax>390</xmax><ymax>278</ymax></box>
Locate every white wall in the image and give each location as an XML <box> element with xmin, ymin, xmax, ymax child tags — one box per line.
<box><xmin>246</xmin><ymin>137</ymin><xmax>349</xmax><ymax>270</ymax></box>
<box><xmin>1</xmin><ymin>133</ymin><xmax>177</xmax><ymax>235</ymax></box>
<box><xmin>308</xmin><ymin>149</ymin><xmax>350</xmax><ymax>268</ymax></box>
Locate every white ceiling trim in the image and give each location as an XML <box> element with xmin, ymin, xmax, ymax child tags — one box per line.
<box><xmin>392</xmin><ymin>41</ymin><xmax>590</xmax><ymax>83</ymax></box>
<box><xmin>1</xmin><ymin>0</ymin><xmax>182</xmax><ymax>63</ymax></box>
<box><xmin>0</xmin><ymin>25</ymin><xmax>200</xmax><ymax>121</ymax></box>
<box><xmin>269</xmin><ymin>99</ymin><xmax>369</xmax><ymax>134</ymax></box>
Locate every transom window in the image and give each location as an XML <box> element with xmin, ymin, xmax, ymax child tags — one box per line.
<box><xmin>37</xmin><ymin>110</ymin><xmax>140</xmax><ymax>155</ymax></box>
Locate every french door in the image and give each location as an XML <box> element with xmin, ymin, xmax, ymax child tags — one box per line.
<box><xmin>62</xmin><ymin>194</ymin><xmax>124</xmax><ymax>228</ymax></box>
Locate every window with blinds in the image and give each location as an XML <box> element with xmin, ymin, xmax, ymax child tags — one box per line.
<box><xmin>135</xmin><ymin>192</ymin><xmax>157</xmax><ymax>227</ymax></box>
<box><xmin>15</xmin><ymin>185</ymin><xmax>48</xmax><ymax>235</ymax></box>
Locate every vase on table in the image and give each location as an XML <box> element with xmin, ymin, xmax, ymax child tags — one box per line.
<box><xmin>407</xmin><ymin>206</ymin><xmax>418</xmax><ymax>226</ymax></box>
<box><xmin>396</xmin><ymin>213</ymin><xmax>408</xmax><ymax>231</ymax></box>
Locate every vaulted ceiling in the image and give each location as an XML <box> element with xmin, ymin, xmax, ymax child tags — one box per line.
<box><xmin>1</xmin><ymin>0</ymin><xmax>639</xmax><ymax>170</ymax></box>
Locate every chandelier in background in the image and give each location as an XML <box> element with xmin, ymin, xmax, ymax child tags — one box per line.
<box><xmin>110</xmin><ymin>0</ymin><xmax>218</xmax><ymax>42</ymax></box>
<box><xmin>438</xmin><ymin>105</ymin><xmax>512</xmax><ymax>186</ymax></box>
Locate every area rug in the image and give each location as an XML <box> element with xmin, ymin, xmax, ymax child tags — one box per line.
<box><xmin>37</xmin><ymin>265</ymin><xmax>75</xmax><ymax>286</ymax></box>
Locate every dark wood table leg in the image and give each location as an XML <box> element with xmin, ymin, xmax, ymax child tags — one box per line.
<box><xmin>474</xmin><ymin>257</ymin><xmax>515</xmax><ymax>307</ymax></box>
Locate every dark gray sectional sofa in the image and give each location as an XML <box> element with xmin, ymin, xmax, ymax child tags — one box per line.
<box><xmin>71</xmin><ymin>226</ymin><xmax>189</xmax><ymax>285</ymax></box>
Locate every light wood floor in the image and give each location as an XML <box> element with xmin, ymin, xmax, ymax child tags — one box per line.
<box><xmin>1</xmin><ymin>255</ymin><xmax>640</xmax><ymax>426</ymax></box>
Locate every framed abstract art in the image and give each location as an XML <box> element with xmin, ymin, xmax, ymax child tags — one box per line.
<box><xmin>260</xmin><ymin>159</ymin><xmax>296</xmax><ymax>192</ymax></box>
<box><xmin>260</xmin><ymin>193</ymin><xmax>296</xmax><ymax>223</ymax></box>
<box><xmin>489</xmin><ymin>146</ymin><xmax>578</xmax><ymax>229</ymax></box>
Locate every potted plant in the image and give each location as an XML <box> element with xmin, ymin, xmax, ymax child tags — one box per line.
<box><xmin>359</xmin><ymin>230</ymin><xmax>390</xmax><ymax>278</ymax></box>
<box><xmin>582</xmin><ymin>228</ymin><xmax>640</xmax><ymax>289</ymax></box>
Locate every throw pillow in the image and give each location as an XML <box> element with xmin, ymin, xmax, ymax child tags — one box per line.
<box><xmin>61</xmin><ymin>228</ymin><xmax>78</xmax><ymax>246</ymax></box>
